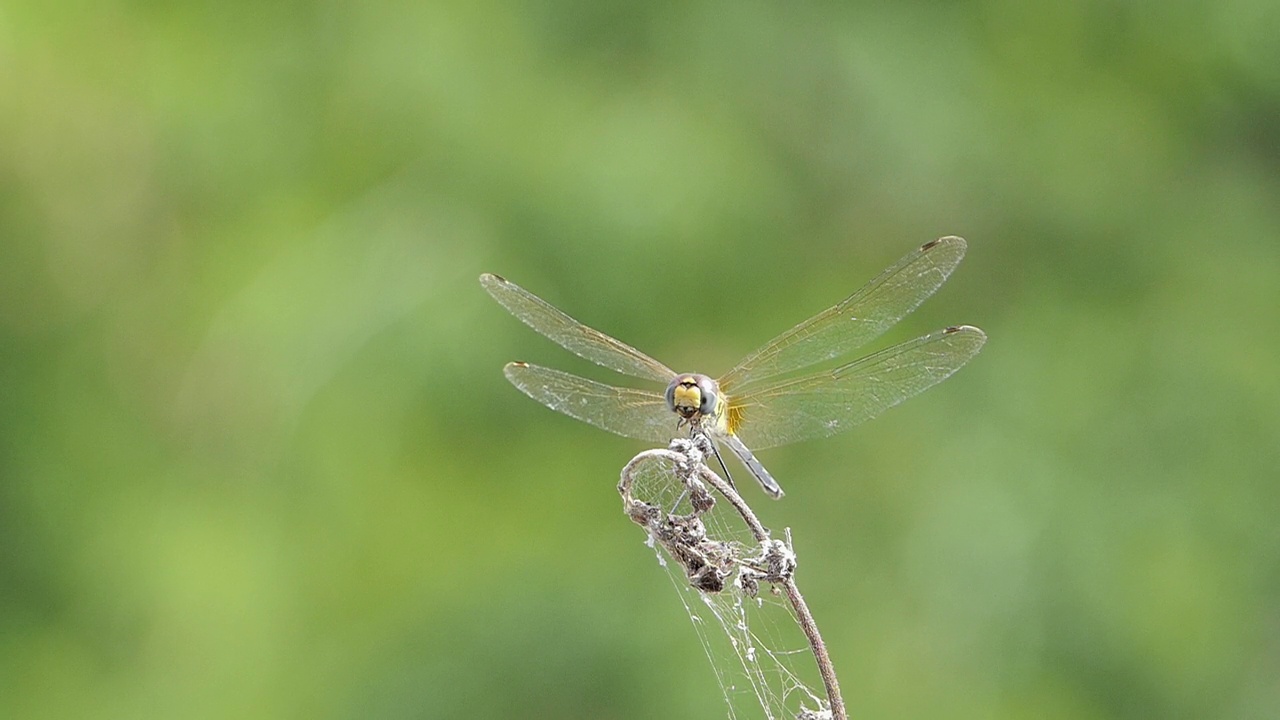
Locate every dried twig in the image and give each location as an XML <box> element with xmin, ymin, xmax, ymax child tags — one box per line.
<box><xmin>619</xmin><ymin>438</ymin><xmax>846</xmax><ymax>720</ymax></box>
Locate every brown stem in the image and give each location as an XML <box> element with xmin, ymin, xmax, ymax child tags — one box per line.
<box><xmin>694</xmin><ymin>463</ymin><xmax>848</xmax><ymax>720</ymax></box>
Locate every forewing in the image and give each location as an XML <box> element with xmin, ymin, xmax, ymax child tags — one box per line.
<box><xmin>729</xmin><ymin>325</ymin><xmax>986</xmax><ymax>450</ymax></box>
<box><xmin>481</xmin><ymin>273</ymin><xmax>675</xmax><ymax>384</ymax></box>
<box><xmin>503</xmin><ymin>362</ymin><xmax>679</xmax><ymax>444</ymax></box>
<box><xmin>719</xmin><ymin>237</ymin><xmax>968</xmax><ymax>392</ymax></box>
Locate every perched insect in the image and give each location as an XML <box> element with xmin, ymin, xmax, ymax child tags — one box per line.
<box><xmin>481</xmin><ymin>236</ymin><xmax>986</xmax><ymax>498</ymax></box>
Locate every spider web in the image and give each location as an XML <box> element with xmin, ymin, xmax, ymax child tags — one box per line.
<box><xmin>619</xmin><ymin>441</ymin><xmax>833</xmax><ymax>720</ymax></box>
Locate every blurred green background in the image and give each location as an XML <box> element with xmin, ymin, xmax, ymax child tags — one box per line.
<box><xmin>3</xmin><ymin>1</ymin><xmax>1278</xmax><ymax>718</ymax></box>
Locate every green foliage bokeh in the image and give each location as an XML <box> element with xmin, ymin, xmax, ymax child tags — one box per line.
<box><xmin>2</xmin><ymin>2</ymin><xmax>1278</xmax><ymax>718</ymax></box>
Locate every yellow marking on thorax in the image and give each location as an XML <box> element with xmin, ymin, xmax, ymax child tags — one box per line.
<box><xmin>725</xmin><ymin>401</ymin><xmax>747</xmax><ymax>436</ymax></box>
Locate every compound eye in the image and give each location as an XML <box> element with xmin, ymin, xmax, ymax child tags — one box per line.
<box><xmin>698</xmin><ymin>378</ymin><xmax>718</xmax><ymax>415</ymax></box>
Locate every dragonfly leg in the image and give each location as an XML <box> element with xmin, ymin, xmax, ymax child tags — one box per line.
<box><xmin>703</xmin><ymin>434</ymin><xmax>737</xmax><ymax>493</ymax></box>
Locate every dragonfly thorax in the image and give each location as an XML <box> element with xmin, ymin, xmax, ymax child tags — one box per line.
<box><xmin>665</xmin><ymin>373</ymin><xmax>721</xmax><ymax>421</ymax></box>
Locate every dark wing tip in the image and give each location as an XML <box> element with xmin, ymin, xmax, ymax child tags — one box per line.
<box><xmin>922</xmin><ymin>235</ymin><xmax>966</xmax><ymax>252</ymax></box>
<box><xmin>479</xmin><ymin>272</ymin><xmax>507</xmax><ymax>285</ymax></box>
<box><xmin>502</xmin><ymin>361</ymin><xmax>531</xmax><ymax>383</ymax></box>
<box><xmin>943</xmin><ymin>325</ymin><xmax>988</xmax><ymax>349</ymax></box>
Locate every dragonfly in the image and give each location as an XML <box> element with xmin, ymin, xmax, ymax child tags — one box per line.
<box><xmin>481</xmin><ymin>236</ymin><xmax>986</xmax><ymax>499</ymax></box>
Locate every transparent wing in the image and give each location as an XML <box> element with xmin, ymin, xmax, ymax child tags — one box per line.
<box><xmin>728</xmin><ymin>325</ymin><xmax>986</xmax><ymax>450</ymax></box>
<box><xmin>481</xmin><ymin>273</ymin><xmax>676</xmax><ymax>384</ymax></box>
<box><xmin>719</xmin><ymin>237</ymin><xmax>968</xmax><ymax>392</ymax></box>
<box><xmin>503</xmin><ymin>362</ymin><xmax>679</xmax><ymax>444</ymax></box>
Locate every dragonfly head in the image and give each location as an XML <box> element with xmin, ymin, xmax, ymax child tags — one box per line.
<box><xmin>665</xmin><ymin>373</ymin><xmax>720</xmax><ymax>421</ymax></box>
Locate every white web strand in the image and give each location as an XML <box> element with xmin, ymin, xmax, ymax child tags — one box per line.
<box><xmin>619</xmin><ymin>443</ymin><xmax>833</xmax><ymax>720</ymax></box>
